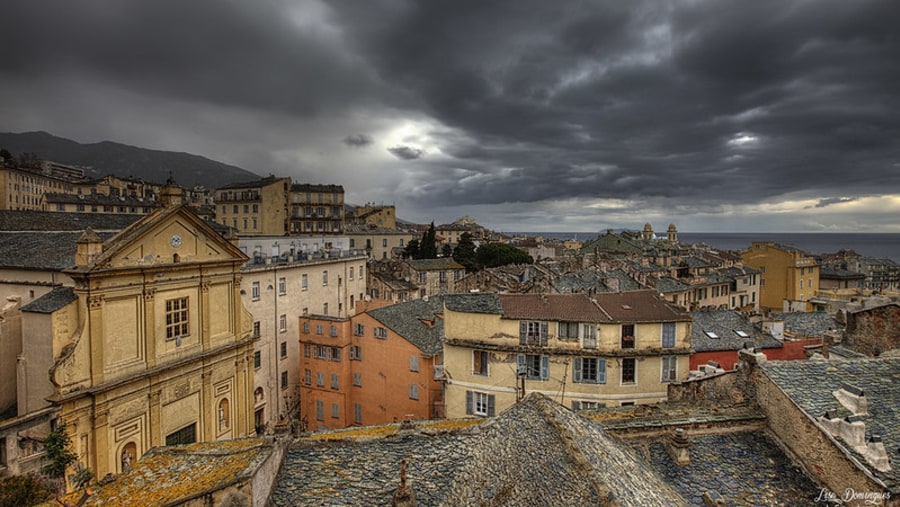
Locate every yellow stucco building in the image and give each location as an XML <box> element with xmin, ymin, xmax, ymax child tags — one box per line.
<box><xmin>3</xmin><ymin>202</ymin><xmax>256</xmax><ymax>481</ymax></box>
<box><xmin>442</xmin><ymin>291</ymin><xmax>692</xmax><ymax>417</ymax></box>
<box><xmin>741</xmin><ymin>242</ymin><xmax>819</xmax><ymax>312</ymax></box>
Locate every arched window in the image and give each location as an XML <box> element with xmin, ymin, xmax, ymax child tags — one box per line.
<box><xmin>120</xmin><ymin>441</ymin><xmax>137</xmax><ymax>473</ymax></box>
<box><xmin>218</xmin><ymin>398</ymin><xmax>230</xmax><ymax>430</ymax></box>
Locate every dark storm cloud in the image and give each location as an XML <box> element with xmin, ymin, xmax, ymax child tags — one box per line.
<box><xmin>387</xmin><ymin>146</ymin><xmax>424</xmax><ymax>160</ymax></box>
<box><xmin>329</xmin><ymin>0</ymin><xmax>900</xmax><ymax>210</ymax></box>
<box><xmin>812</xmin><ymin>197</ymin><xmax>858</xmax><ymax>209</ymax></box>
<box><xmin>2</xmin><ymin>0</ymin><xmax>899</xmax><ymax>230</ymax></box>
<box><xmin>343</xmin><ymin>134</ymin><xmax>373</xmax><ymax>148</ymax></box>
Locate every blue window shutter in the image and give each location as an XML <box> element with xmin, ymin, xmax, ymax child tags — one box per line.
<box><xmin>517</xmin><ymin>354</ymin><xmax>526</xmax><ymax>376</ymax></box>
<box><xmin>573</xmin><ymin>357</ymin><xmax>582</xmax><ymax>382</ymax></box>
<box><xmin>540</xmin><ymin>322</ymin><xmax>548</xmax><ymax>346</ymax></box>
<box><xmin>465</xmin><ymin>390</ymin><xmax>473</xmax><ymax>415</ymax></box>
<box><xmin>598</xmin><ymin>358</ymin><xmax>606</xmax><ymax>384</ymax></box>
<box><xmin>519</xmin><ymin>322</ymin><xmax>527</xmax><ymax>345</ymax></box>
<box><xmin>487</xmin><ymin>394</ymin><xmax>496</xmax><ymax>417</ymax></box>
<box><xmin>541</xmin><ymin>355</ymin><xmax>550</xmax><ymax>380</ymax></box>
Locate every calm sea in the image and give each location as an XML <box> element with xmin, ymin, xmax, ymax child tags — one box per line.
<box><xmin>507</xmin><ymin>232</ymin><xmax>900</xmax><ymax>262</ymax></box>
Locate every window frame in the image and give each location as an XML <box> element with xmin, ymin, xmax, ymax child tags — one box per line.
<box><xmin>165</xmin><ymin>297</ymin><xmax>190</xmax><ymax>340</ymax></box>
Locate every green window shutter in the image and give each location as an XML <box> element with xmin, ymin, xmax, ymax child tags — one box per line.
<box><xmin>573</xmin><ymin>357</ymin><xmax>582</xmax><ymax>382</ymax></box>
<box><xmin>541</xmin><ymin>355</ymin><xmax>550</xmax><ymax>380</ymax></box>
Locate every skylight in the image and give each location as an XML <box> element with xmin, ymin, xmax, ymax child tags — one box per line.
<box><xmin>734</xmin><ymin>330</ymin><xmax>749</xmax><ymax>338</ymax></box>
<box><xmin>704</xmin><ymin>331</ymin><xmax>719</xmax><ymax>339</ymax></box>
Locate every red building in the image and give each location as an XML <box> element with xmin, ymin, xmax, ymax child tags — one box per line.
<box><xmin>299</xmin><ymin>298</ymin><xmax>444</xmax><ymax>430</ymax></box>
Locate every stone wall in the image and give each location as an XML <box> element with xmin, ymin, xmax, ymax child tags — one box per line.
<box><xmin>845</xmin><ymin>304</ymin><xmax>900</xmax><ymax>355</ymax></box>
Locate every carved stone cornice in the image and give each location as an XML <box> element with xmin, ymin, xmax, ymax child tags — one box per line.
<box><xmin>88</xmin><ymin>295</ymin><xmax>104</xmax><ymax>310</ymax></box>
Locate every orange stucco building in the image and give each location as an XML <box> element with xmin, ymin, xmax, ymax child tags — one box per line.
<box><xmin>299</xmin><ymin>298</ymin><xmax>444</xmax><ymax>430</ymax></box>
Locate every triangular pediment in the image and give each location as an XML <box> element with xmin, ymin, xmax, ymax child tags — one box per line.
<box><xmin>88</xmin><ymin>206</ymin><xmax>246</xmax><ymax>270</ymax></box>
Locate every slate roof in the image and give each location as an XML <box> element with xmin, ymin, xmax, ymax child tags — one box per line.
<box><xmin>605</xmin><ymin>268</ymin><xmax>643</xmax><ymax>291</ymax></box>
<box><xmin>0</xmin><ymin>210</ymin><xmax>142</xmax><ymax>231</ymax></box>
<box><xmin>681</xmin><ymin>256</ymin><xmax>716</xmax><ymax>269</ymax></box>
<box><xmin>0</xmin><ymin>231</ymin><xmax>118</xmax><ymax>270</ymax></box>
<box><xmin>370</xmin><ymin>272</ymin><xmax>418</xmax><ymax>292</ymax></box>
<box><xmin>444</xmin><ymin>293</ymin><xmax>502</xmax><ymax>314</ymax></box>
<box><xmin>554</xmin><ymin>270</ymin><xmax>610</xmax><ymax>293</ymax></box>
<box><xmin>689</xmin><ymin>310</ymin><xmax>783</xmax><ymax>352</ymax></box>
<box><xmin>54</xmin><ymin>439</ymin><xmax>276</xmax><ymax>506</ymax></box>
<box><xmin>20</xmin><ymin>286</ymin><xmax>77</xmax><ymax>313</ymax></box>
<box><xmin>592</xmin><ymin>290</ymin><xmax>692</xmax><ymax>323</ymax></box>
<box><xmin>761</xmin><ymin>358</ymin><xmax>900</xmax><ymax>494</ymax></box>
<box><xmin>215</xmin><ymin>175</ymin><xmax>285</xmax><ymax>190</ymax></box>
<box><xmin>407</xmin><ymin>258</ymin><xmax>465</xmax><ymax>271</ymax></box>
<box><xmin>655</xmin><ymin>276</ymin><xmax>691</xmax><ymax>293</ymax></box>
<box><xmin>269</xmin><ymin>393</ymin><xmax>686</xmax><ymax>506</ymax></box>
<box><xmin>820</xmin><ymin>266</ymin><xmax>866</xmax><ymax>280</ymax></box>
<box><xmin>367</xmin><ymin>298</ymin><xmax>444</xmax><ymax>356</ymax></box>
<box><xmin>771</xmin><ymin>312</ymin><xmax>841</xmax><ymax>338</ymax></box>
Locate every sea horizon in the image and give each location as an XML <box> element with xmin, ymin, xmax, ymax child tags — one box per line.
<box><xmin>504</xmin><ymin>231</ymin><xmax>900</xmax><ymax>262</ymax></box>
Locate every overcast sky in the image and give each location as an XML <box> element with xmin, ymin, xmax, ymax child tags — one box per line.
<box><xmin>2</xmin><ymin>0</ymin><xmax>899</xmax><ymax>232</ymax></box>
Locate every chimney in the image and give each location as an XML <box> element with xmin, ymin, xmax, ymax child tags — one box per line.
<box><xmin>159</xmin><ymin>182</ymin><xmax>183</xmax><ymax>206</ymax></box>
<box><xmin>75</xmin><ymin>227</ymin><xmax>103</xmax><ymax>266</ymax></box>
<box><xmin>665</xmin><ymin>427</ymin><xmax>691</xmax><ymax>465</ymax></box>
<box><xmin>865</xmin><ymin>435</ymin><xmax>892</xmax><ymax>473</ymax></box>
<box><xmin>391</xmin><ymin>459</ymin><xmax>416</xmax><ymax>507</ymax></box>
<box><xmin>833</xmin><ymin>382</ymin><xmax>867</xmax><ymax>416</ymax></box>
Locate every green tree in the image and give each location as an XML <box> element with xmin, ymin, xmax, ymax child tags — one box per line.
<box><xmin>0</xmin><ymin>149</ymin><xmax>12</xmax><ymax>164</ymax></box>
<box><xmin>452</xmin><ymin>232</ymin><xmax>478</xmax><ymax>272</ymax></box>
<box><xmin>402</xmin><ymin>239</ymin><xmax>420</xmax><ymax>259</ymax></box>
<box><xmin>43</xmin><ymin>419</ymin><xmax>77</xmax><ymax>495</ymax></box>
<box><xmin>475</xmin><ymin>243</ymin><xmax>534</xmax><ymax>269</ymax></box>
<box><xmin>0</xmin><ymin>473</ymin><xmax>53</xmax><ymax>507</ymax></box>
<box><xmin>441</xmin><ymin>243</ymin><xmax>453</xmax><ymax>258</ymax></box>
<box><xmin>417</xmin><ymin>222</ymin><xmax>438</xmax><ymax>259</ymax></box>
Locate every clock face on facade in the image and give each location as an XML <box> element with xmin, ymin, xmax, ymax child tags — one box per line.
<box><xmin>170</xmin><ymin>234</ymin><xmax>183</xmax><ymax>248</ymax></box>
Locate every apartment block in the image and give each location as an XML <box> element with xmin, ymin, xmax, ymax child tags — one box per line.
<box><xmin>215</xmin><ymin>176</ymin><xmax>291</xmax><ymax>235</ymax></box>
<box><xmin>742</xmin><ymin>242</ymin><xmax>819</xmax><ymax>312</ymax></box>
<box><xmin>289</xmin><ymin>183</ymin><xmax>344</xmax><ymax>234</ymax></box>
<box><xmin>442</xmin><ymin>291</ymin><xmax>692</xmax><ymax>418</ymax></box>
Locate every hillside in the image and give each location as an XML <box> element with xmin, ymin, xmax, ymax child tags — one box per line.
<box><xmin>0</xmin><ymin>131</ymin><xmax>261</xmax><ymax>189</ymax></box>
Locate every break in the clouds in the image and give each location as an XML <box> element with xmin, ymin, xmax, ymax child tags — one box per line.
<box><xmin>1</xmin><ymin>0</ymin><xmax>899</xmax><ymax>232</ymax></box>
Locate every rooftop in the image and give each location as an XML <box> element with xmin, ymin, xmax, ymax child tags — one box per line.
<box><xmin>367</xmin><ymin>298</ymin><xmax>445</xmax><ymax>356</ymax></box>
<box><xmin>689</xmin><ymin>310</ymin><xmax>783</xmax><ymax>353</ymax></box>
<box><xmin>771</xmin><ymin>312</ymin><xmax>841</xmax><ymax>339</ymax></box>
<box><xmin>406</xmin><ymin>258</ymin><xmax>465</xmax><ymax>271</ymax></box>
<box><xmin>20</xmin><ymin>286</ymin><xmax>77</xmax><ymax>313</ymax></box>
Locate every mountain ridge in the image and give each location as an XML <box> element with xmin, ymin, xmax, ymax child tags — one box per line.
<box><xmin>0</xmin><ymin>131</ymin><xmax>261</xmax><ymax>189</ymax></box>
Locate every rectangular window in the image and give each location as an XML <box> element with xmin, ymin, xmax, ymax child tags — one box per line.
<box><xmin>573</xmin><ymin>357</ymin><xmax>606</xmax><ymax>384</ymax></box>
<box><xmin>332</xmin><ymin>403</ymin><xmax>339</xmax><ymax>419</ymax></box>
<box><xmin>473</xmin><ymin>350</ymin><xmax>489</xmax><ymax>376</ymax></box>
<box><xmin>304</xmin><ymin>343</ymin><xmax>311</xmax><ymax>357</ymax></box>
<box><xmin>582</xmin><ymin>324</ymin><xmax>597</xmax><ymax>348</ymax></box>
<box><xmin>330</xmin><ymin>325</ymin><xmax>338</xmax><ymax>337</ymax></box>
<box><xmin>280</xmin><ymin>342</ymin><xmax>287</xmax><ymax>358</ymax></box>
<box><xmin>418</xmin><ymin>272</ymin><xmax>427</xmax><ymax>283</ymax></box>
<box><xmin>558</xmin><ymin>322</ymin><xmax>579</xmax><ymax>340</ymax></box>
<box><xmin>349</xmin><ymin>267</ymin><xmax>354</xmax><ymax>280</ymax></box>
<box><xmin>316</xmin><ymin>400</ymin><xmax>324</xmax><ymax>421</ymax></box>
<box><xmin>331</xmin><ymin>374</ymin><xmax>339</xmax><ymax>390</ymax></box>
<box><xmin>466</xmin><ymin>391</ymin><xmax>495</xmax><ymax>417</ymax></box>
<box><xmin>517</xmin><ymin>354</ymin><xmax>549</xmax><ymax>380</ymax></box>
<box><xmin>304</xmin><ymin>369</ymin><xmax>311</xmax><ymax>385</ymax></box>
<box><xmin>374</xmin><ymin>327</ymin><xmax>388</xmax><ymax>339</ymax></box>
<box><xmin>253</xmin><ymin>351</ymin><xmax>261</xmax><ymax>369</ymax></box>
<box><xmin>323</xmin><ymin>303</ymin><xmax>328</xmax><ymax>315</ymax></box>
<box><xmin>621</xmin><ymin>324</ymin><xmax>635</xmax><ymax>348</ymax></box>
<box><xmin>165</xmin><ymin>424</ymin><xmax>197</xmax><ymax>446</ymax></box>
<box><xmin>165</xmin><ymin>297</ymin><xmax>190</xmax><ymax>339</ymax></box>
<box><xmin>410</xmin><ymin>355</ymin><xmax>419</xmax><ymax>372</ymax></box>
<box><xmin>621</xmin><ymin>358</ymin><xmax>636</xmax><ymax>384</ymax></box>
<box><xmin>303</xmin><ymin>322</ymin><xmax>310</xmax><ymax>334</ymax></box>
<box><xmin>331</xmin><ymin>347</ymin><xmax>341</xmax><ymax>362</ymax></box>
<box><xmin>662</xmin><ymin>322</ymin><xmax>676</xmax><ymax>348</ymax></box>
<box><xmin>278</xmin><ymin>277</ymin><xmax>286</xmax><ymax>294</ymax></box>
<box><xmin>316</xmin><ymin>324</ymin><xmax>323</xmax><ymax>335</ymax></box>
<box><xmin>316</xmin><ymin>372</ymin><xmax>325</xmax><ymax>387</ymax></box>
<box><xmin>662</xmin><ymin>356</ymin><xmax>678</xmax><ymax>382</ymax></box>
<box><xmin>279</xmin><ymin>314</ymin><xmax>287</xmax><ymax>332</ymax></box>
<box><xmin>301</xmin><ymin>274</ymin><xmax>308</xmax><ymax>289</ymax></box>
<box><xmin>353</xmin><ymin>372</ymin><xmax>362</xmax><ymax>386</ymax></box>
<box><xmin>519</xmin><ymin>321</ymin><xmax>548</xmax><ymax>346</ymax></box>
<box><xmin>281</xmin><ymin>371</ymin><xmax>288</xmax><ymax>389</ymax></box>
<box><xmin>349</xmin><ymin>345</ymin><xmax>361</xmax><ymax>360</ymax></box>
<box><xmin>409</xmin><ymin>384</ymin><xmax>419</xmax><ymax>400</ymax></box>
<box><xmin>253</xmin><ymin>321</ymin><xmax>261</xmax><ymax>337</ymax></box>
<box><xmin>354</xmin><ymin>323</ymin><xmax>365</xmax><ymax>336</ymax></box>
<box><xmin>323</xmin><ymin>271</ymin><xmax>328</xmax><ymax>285</ymax></box>
<box><xmin>251</xmin><ymin>282</ymin><xmax>260</xmax><ymax>300</ymax></box>
<box><xmin>354</xmin><ymin>403</ymin><xmax>362</xmax><ymax>424</ymax></box>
